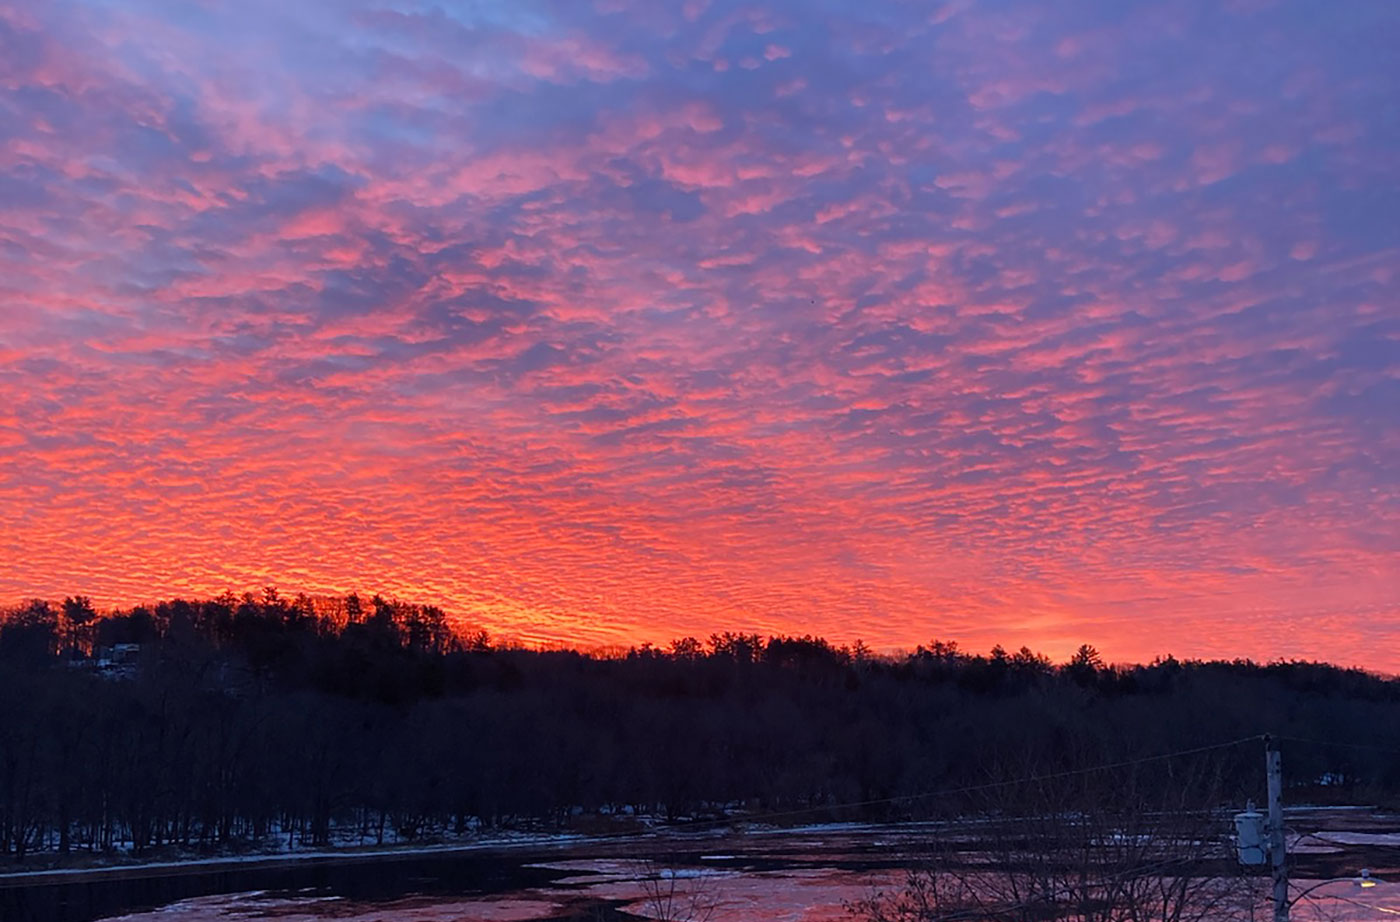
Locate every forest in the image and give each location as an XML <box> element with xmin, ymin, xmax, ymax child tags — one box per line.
<box><xmin>1</xmin><ymin>590</ymin><xmax>1398</xmax><ymax>866</ymax></box>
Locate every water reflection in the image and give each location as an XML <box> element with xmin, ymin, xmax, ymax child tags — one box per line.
<box><xmin>103</xmin><ymin>891</ymin><xmax>568</xmax><ymax>921</ymax></box>
<box><xmin>6</xmin><ymin>818</ymin><xmax>1394</xmax><ymax>922</ymax></box>
<box><xmin>94</xmin><ymin>865</ymin><xmax>1400</xmax><ymax>922</ymax></box>
<box><xmin>94</xmin><ymin>862</ymin><xmax>903</xmax><ymax>922</ymax></box>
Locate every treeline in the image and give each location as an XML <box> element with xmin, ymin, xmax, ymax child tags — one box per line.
<box><xmin>1</xmin><ymin>591</ymin><xmax>1398</xmax><ymax>864</ymax></box>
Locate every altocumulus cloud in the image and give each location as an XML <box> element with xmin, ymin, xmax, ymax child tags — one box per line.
<box><xmin>0</xmin><ymin>0</ymin><xmax>1397</xmax><ymax>664</ymax></box>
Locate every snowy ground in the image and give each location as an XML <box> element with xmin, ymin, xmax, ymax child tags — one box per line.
<box><xmin>0</xmin><ymin>829</ymin><xmax>631</xmax><ymax>884</ymax></box>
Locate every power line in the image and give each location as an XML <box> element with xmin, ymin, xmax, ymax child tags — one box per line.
<box><xmin>476</xmin><ymin>734</ymin><xmax>1261</xmax><ymax>852</ymax></box>
<box><xmin>1289</xmin><ymin>831</ymin><xmax>1352</xmax><ymax>850</ymax></box>
<box><xmin>612</xmin><ymin>734</ymin><xmax>1264</xmax><ymax>841</ymax></box>
<box><xmin>1274</xmin><ymin>735</ymin><xmax>1400</xmax><ymax>757</ymax></box>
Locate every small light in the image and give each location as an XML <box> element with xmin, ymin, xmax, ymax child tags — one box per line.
<box><xmin>1359</xmin><ymin>869</ymin><xmax>1377</xmax><ymax>888</ymax></box>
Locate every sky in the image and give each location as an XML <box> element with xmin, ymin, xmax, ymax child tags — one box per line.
<box><xmin>0</xmin><ymin>0</ymin><xmax>1396</xmax><ymax>666</ymax></box>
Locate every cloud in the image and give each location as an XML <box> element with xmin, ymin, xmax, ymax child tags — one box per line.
<box><xmin>0</xmin><ymin>0</ymin><xmax>1396</xmax><ymax>665</ymax></box>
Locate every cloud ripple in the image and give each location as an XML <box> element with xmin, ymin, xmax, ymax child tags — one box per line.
<box><xmin>0</xmin><ymin>0</ymin><xmax>1396</xmax><ymax>665</ymax></box>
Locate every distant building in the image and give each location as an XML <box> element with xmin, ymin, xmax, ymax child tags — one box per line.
<box><xmin>91</xmin><ymin>643</ymin><xmax>143</xmax><ymax>679</ymax></box>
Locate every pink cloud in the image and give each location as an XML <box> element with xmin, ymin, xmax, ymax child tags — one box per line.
<box><xmin>0</xmin><ymin>0</ymin><xmax>1395</xmax><ymax>668</ymax></box>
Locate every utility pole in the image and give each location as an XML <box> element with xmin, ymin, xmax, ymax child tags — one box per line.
<box><xmin>1266</xmin><ymin>735</ymin><xmax>1288</xmax><ymax>922</ymax></box>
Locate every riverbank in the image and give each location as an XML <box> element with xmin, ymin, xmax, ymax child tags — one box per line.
<box><xmin>0</xmin><ymin>831</ymin><xmax>643</xmax><ymax>888</ymax></box>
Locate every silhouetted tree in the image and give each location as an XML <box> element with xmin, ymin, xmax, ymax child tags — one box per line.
<box><xmin>0</xmin><ymin>592</ymin><xmax>1397</xmax><ymax>866</ymax></box>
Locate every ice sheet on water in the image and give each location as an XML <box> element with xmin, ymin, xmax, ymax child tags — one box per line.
<box><xmin>526</xmin><ymin>857</ymin><xmax>744</xmax><ymax>887</ymax></box>
<box><xmin>628</xmin><ymin>867</ymin><xmax>907</xmax><ymax>922</ymax></box>
<box><xmin>98</xmin><ymin>891</ymin><xmax>561</xmax><ymax>922</ymax></box>
<box><xmin>1291</xmin><ymin>877</ymin><xmax>1400</xmax><ymax>921</ymax></box>
<box><xmin>1306</xmin><ymin>831</ymin><xmax>1400</xmax><ymax>846</ymax></box>
<box><xmin>525</xmin><ymin>857</ymin><xmax>638</xmax><ymax>879</ymax></box>
<box><xmin>84</xmin><ymin>816</ymin><xmax>1400</xmax><ymax>922</ymax></box>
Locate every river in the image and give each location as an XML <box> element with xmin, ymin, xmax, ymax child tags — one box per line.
<box><xmin>4</xmin><ymin>812</ymin><xmax>1398</xmax><ymax>922</ymax></box>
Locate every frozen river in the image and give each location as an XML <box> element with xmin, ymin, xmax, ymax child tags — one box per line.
<box><xmin>91</xmin><ymin>860</ymin><xmax>905</xmax><ymax>922</ymax></box>
<box><xmin>5</xmin><ymin>813</ymin><xmax>1399</xmax><ymax>922</ymax></box>
<box><xmin>1</xmin><ymin>824</ymin><xmax>928</xmax><ymax>922</ymax></box>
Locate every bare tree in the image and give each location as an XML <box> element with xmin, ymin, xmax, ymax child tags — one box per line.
<box><xmin>851</xmin><ymin>755</ymin><xmax>1264</xmax><ymax>922</ymax></box>
<box><xmin>634</xmin><ymin>858</ymin><xmax>720</xmax><ymax>922</ymax></box>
